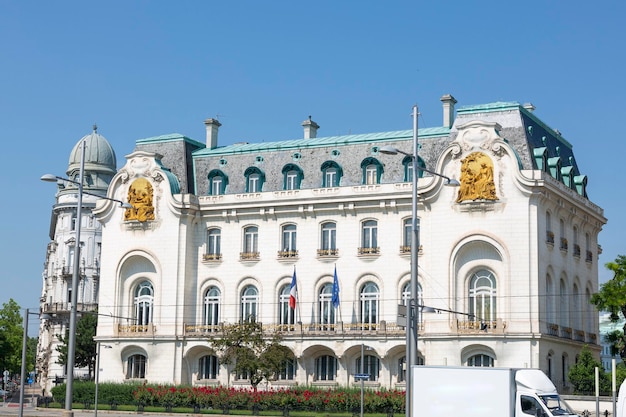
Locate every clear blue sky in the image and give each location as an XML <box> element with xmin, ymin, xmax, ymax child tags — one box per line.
<box><xmin>1</xmin><ymin>1</ymin><xmax>625</xmax><ymax>320</ymax></box>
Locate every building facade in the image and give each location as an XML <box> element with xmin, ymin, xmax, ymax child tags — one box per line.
<box><xmin>86</xmin><ymin>95</ymin><xmax>604</xmax><ymax>393</ymax></box>
<box><xmin>37</xmin><ymin>127</ymin><xmax>117</xmax><ymax>394</ymax></box>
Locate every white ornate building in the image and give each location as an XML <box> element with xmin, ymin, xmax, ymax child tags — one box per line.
<box><xmin>37</xmin><ymin>127</ymin><xmax>117</xmax><ymax>394</ymax></box>
<box><xmin>53</xmin><ymin>95</ymin><xmax>605</xmax><ymax>393</ymax></box>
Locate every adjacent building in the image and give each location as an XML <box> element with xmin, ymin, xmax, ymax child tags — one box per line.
<box><xmin>40</xmin><ymin>95</ymin><xmax>607</xmax><ymax>394</ymax></box>
<box><xmin>37</xmin><ymin>127</ymin><xmax>117</xmax><ymax>394</ymax></box>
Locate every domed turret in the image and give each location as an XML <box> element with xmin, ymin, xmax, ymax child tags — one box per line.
<box><xmin>65</xmin><ymin>125</ymin><xmax>117</xmax><ymax>194</ymax></box>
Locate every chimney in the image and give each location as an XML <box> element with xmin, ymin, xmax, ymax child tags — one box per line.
<box><xmin>302</xmin><ymin>116</ymin><xmax>320</xmax><ymax>139</ymax></box>
<box><xmin>440</xmin><ymin>94</ymin><xmax>457</xmax><ymax>128</ymax></box>
<box><xmin>204</xmin><ymin>118</ymin><xmax>222</xmax><ymax>149</ymax></box>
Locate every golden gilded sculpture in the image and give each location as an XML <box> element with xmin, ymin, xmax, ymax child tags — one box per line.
<box><xmin>124</xmin><ymin>178</ymin><xmax>155</xmax><ymax>222</ymax></box>
<box><xmin>456</xmin><ymin>152</ymin><xmax>498</xmax><ymax>202</ymax></box>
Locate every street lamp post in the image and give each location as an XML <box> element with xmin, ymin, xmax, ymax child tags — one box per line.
<box><xmin>380</xmin><ymin>105</ymin><xmax>459</xmax><ymax>417</ymax></box>
<box><xmin>41</xmin><ymin>139</ymin><xmax>131</xmax><ymax>417</ymax></box>
<box><xmin>94</xmin><ymin>343</ymin><xmax>112</xmax><ymax>417</ymax></box>
<box><xmin>18</xmin><ymin>308</ymin><xmax>42</xmax><ymax>417</ymax></box>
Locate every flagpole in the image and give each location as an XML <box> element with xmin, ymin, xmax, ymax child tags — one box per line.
<box><xmin>294</xmin><ymin>266</ymin><xmax>301</xmax><ymax>326</ymax></box>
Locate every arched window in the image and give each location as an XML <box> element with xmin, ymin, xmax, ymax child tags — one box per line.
<box><xmin>585</xmin><ymin>288</ymin><xmax>593</xmax><ymax>332</ymax></box>
<box><xmin>469</xmin><ymin>270</ymin><xmax>496</xmax><ymax>321</ymax></box>
<box><xmin>279</xmin><ymin>357</ymin><xmax>296</xmax><ymax>380</ymax></box>
<box><xmin>356</xmin><ymin>354</ymin><xmax>380</xmax><ymax>381</ymax></box>
<box><xmin>280</xmin><ymin>224</ymin><xmax>297</xmax><ymax>257</ymax></box>
<box><xmin>321</xmin><ymin>161</ymin><xmax>343</xmax><ymax>187</ymax></box>
<box><xmin>546</xmin><ymin>274</ymin><xmax>555</xmax><ymax>325</ymax></box>
<box><xmin>319</xmin><ymin>283</ymin><xmax>336</xmax><ymax>330</ymax></box>
<box><xmin>467</xmin><ymin>354</ymin><xmax>494</xmax><ymax>367</ymax></box>
<box><xmin>319</xmin><ymin>222</ymin><xmax>337</xmax><ymax>256</ymax></box>
<box><xmin>572</xmin><ymin>283</ymin><xmax>581</xmax><ymax>331</ymax></box>
<box><xmin>402</xmin><ymin>282</ymin><xmax>423</xmax><ymax>323</ymax></box>
<box><xmin>398</xmin><ymin>356</ymin><xmax>406</xmax><ymax>382</ymax></box>
<box><xmin>244</xmin><ymin>167</ymin><xmax>265</xmax><ymax>193</ymax></box>
<box><xmin>547</xmin><ymin>353</ymin><xmax>553</xmax><ymax>380</ymax></box>
<box><xmin>573</xmin><ymin>226</ymin><xmax>580</xmax><ymax>256</ymax></box>
<box><xmin>559</xmin><ymin>218</ymin><xmax>567</xmax><ymax>250</ymax></box>
<box><xmin>242</xmin><ymin>226</ymin><xmax>259</xmax><ymax>259</ymax></box>
<box><xmin>315</xmin><ymin>355</ymin><xmax>337</xmax><ymax>381</ymax></box>
<box><xmin>208</xmin><ymin>169</ymin><xmax>228</xmax><ymax>195</ymax></box>
<box><xmin>360</xmin><ymin>157</ymin><xmax>383</xmax><ymax>185</ymax></box>
<box><xmin>241</xmin><ymin>285</ymin><xmax>258</xmax><ymax>322</ymax></box>
<box><xmin>559</xmin><ymin>279</ymin><xmax>568</xmax><ymax>327</ymax></box>
<box><xmin>203</xmin><ymin>287</ymin><xmax>220</xmax><ymax>329</ymax></box>
<box><xmin>360</xmin><ymin>282</ymin><xmax>379</xmax><ymax>330</ymax></box>
<box><xmin>279</xmin><ymin>284</ymin><xmax>295</xmax><ymax>330</ymax></box>
<box><xmin>397</xmin><ymin>355</ymin><xmax>424</xmax><ymax>382</ymax></box>
<box><xmin>360</xmin><ymin>220</ymin><xmax>378</xmax><ymax>254</ymax></box>
<box><xmin>402</xmin><ymin>155</ymin><xmax>426</xmax><ymax>182</ymax></box>
<box><xmin>134</xmin><ymin>281</ymin><xmax>153</xmax><ymax>326</ymax></box>
<box><xmin>198</xmin><ymin>355</ymin><xmax>219</xmax><ymax>380</ymax></box>
<box><xmin>401</xmin><ymin>217</ymin><xmax>421</xmax><ymax>253</ymax></box>
<box><xmin>205</xmin><ymin>228</ymin><xmax>221</xmax><ymax>260</ymax></box>
<box><xmin>282</xmin><ymin>164</ymin><xmax>303</xmax><ymax>190</ymax></box>
<box><xmin>546</xmin><ymin>211</ymin><xmax>554</xmax><ymax>243</ymax></box>
<box><xmin>126</xmin><ymin>354</ymin><xmax>147</xmax><ymax>379</ymax></box>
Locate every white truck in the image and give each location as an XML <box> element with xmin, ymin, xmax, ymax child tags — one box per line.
<box><xmin>412</xmin><ymin>366</ymin><xmax>579</xmax><ymax>417</ymax></box>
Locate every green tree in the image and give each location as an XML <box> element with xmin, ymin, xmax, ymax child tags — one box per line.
<box><xmin>568</xmin><ymin>345</ymin><xmax>610</xmax><ymax>395</ymax></box>
<box><xmin>591</xmin><ymin>255</ymin><xmax>626</xmax><ymax>360</ymax></box>
<box><xmin>0</xmin><ymin>299</ymin><xmax>24</xmax><ymax>374</ymax></box>
<box><xmin>208</xmin><ymin>320</ymin><xmax>291</xmax><ymax>390</ymax></box>
<box><xmin>56</xmin><ymin>312</ymin><xmax>97</xmax><ymax>379</ymax></box>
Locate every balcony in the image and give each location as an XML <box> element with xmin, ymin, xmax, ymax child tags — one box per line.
<box><xmin>277</xmin><ymin>250</ymin><xmax>298</xmax><ymax>259</ymax></box>
<box><xmin>42</xmin><ymin>302</ymin><xmax>98</xmax><ymax>315</ymax></box>
<box><xmin>559</xmin><ymin>238</ymin><xmax>568</xmax><ymax>252</ymax></box>
<box><xmin>239</xmin><ymin>252</ymin><xmax>260</xmax><ymax>261</ymax></box>
<box><xmin>184</xmin><ymin>324</ymin><xmax>222</xmax><ymax>334</ymax></box>
<box><xmin>546</xmin><ymin>231</ymin><xmax>555</xmax><ymax>245</ymax></box>
<box><xmin>573</xmin><ymin>244</ymin><xmax>581</xmax><ymax>258</ymax></box>
<box><xmin>455</xmin><ymin>319</ymin><xmax>505</xmax><ymax>334</ymax></box>
<box><xmin>317</xmin><ymin>249</ymin><xmax>339</xmax><ymax>257</ymax></box>
<box><xmin>400</xmin><ymin>245</ymin><xmax>423</xmax><ymax>255</ymax></box>
<box><xmin>547</xmin><ymin>322</ymin><xmax>559</xmax><ymax>336</ymax></box>
<box><xmin>116</xmin><ymin>324</ymin><xmax>156</xmax><ymax>336</ymax></box>
<box><xmin>560</xmin><ymin>326</ymin><xmax>572</xmax><ymax>339</ymax></box>
<box><xmin>183</xmin><ymin>320</ymin><xmax>405</xmax><ymax>338</ymax></box>
<box><xmin>203</xmin><ymin>253</ymin><xmax>222</xmax><ymax>262</ymax></box>
<box><xmin>586</xmin><ymin>250</ymin><xmax>593</xmax><ymax>263</ymax></box>
<box><xmin>575</xmin><ymin>329</ymin><xmax>585</xmax><ymax>342</ymax></box>
<box><xmin>357</xmin><ymin>247</ymin><xmax>380</xmax><ymax>256</ymax></box>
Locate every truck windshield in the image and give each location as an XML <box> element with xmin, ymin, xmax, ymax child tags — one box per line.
<box><xmin>539</xmin><ymin>395</ymin><xmax>576</xmax><ymax>416</ymax></box>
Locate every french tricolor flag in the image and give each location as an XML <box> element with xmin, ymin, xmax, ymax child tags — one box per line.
<box><xmin>289</xmin><ymin>267</ymin><xmax>298</xmax><ymax>310</ymax></box>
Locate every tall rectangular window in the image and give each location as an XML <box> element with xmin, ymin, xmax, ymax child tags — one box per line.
<box><xmin>282</xmin><ymin>225</ymin><xmax>297</xmax><ymax>251</ymax></box>
<box><xmin>207</xmin><ymin>229</ymin><xmax>221</xmax><ymax>259</ymax></box>
<box><xmin>286</xmin><ymin>171</ymin><xmax>298</xmax><ymax>190</ymax></box>
<box><xmin>321</xmin><ymin>223</ymin><xmax>336</xmax><ymax>251</ymax></box>
<box><xmin>244</xmin><ymin>227</ymin><xmax>258</xmax><ymax>253</ymax></box>
<box><xmin>248</xmin><ymin>174</ymin><xmax>260</xmax><ymax>192</ymax></box>
<box><xmin>211</xmin><ymin>177</ymin><xmax>223</xmax><ymax>195</ymax></box>
<box><xmin>325</xmin><ymin>169</ymin><xmax>337</xmax><ymax>187</ymax></box>
<box><xmin>365</xmin><ymin>165</ymin><xmax>377</xmax><ymax>185</ymax></box>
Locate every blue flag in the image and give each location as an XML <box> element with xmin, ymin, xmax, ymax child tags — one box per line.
<box><xmin>331</xmin><ymin>266</ymin><xmax>340</xmax><ymax>308</ymax></box>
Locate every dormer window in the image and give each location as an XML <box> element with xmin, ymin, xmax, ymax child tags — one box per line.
<box><xmin>244</xmin><ymin>167</ymin><xmax>265</xmax><ymax>193</ymax></box>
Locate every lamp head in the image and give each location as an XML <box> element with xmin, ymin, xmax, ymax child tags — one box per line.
<box><xmin>40</xmin><ymin>174</ymin><xmax>59</xmax><ymax>183</ymax></box>
<box><xmin>378</xmin><ymin>146</ymin><xmax>399</xmax><ymax>155</ymax></box>
<box><xmin>120</xmin><ymin>203</ymin><xmax>133</xmax><ymax>209</ymax></box>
